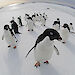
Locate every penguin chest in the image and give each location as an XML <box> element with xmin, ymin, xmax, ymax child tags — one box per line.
<box><xmin>27</xmin><ymin>20</ymin><xmax>33</xmax><ymax>29</ymax></box>
<box><xmin>4</xmin><ymin>30</ymin><xmax>16</xmax><ymax>46</ymax></box>
<box><xmin>53</xmin><ymin>24</ymin><xmax>59</xmax><ymax>31</ymax></box>
<box><xmin>61</xmin><ymin>28</ymin><xmax>69</xmax><ymax>42</ymax></box>
<box><xmin>34</xmin><ymin>36</ymin><xmax>54</xmax><ymax>61</ymax></box>
<box><xmin>4</xmin><ymin>30</ymin><xmax>12</xmax><ymax>42</ymax></box>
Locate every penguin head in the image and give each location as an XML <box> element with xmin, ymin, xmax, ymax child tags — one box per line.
<box><xmin>4</xmin><ymin>25</ymin><xmax>10</xmax><ymax>30</ymax></box>
<box><xmin>49</xmin><ymin>29</ymin><xmax>62</xmax><ymax>41</ymax></box>
<box><xmin>44</xmin><ymin>28</ymin><xmax>62</xmax><ymax>41</ymax></box>
<box><xmin>57</xmin><ymin>18</ymin><xmax>59</xmax><ymax>21</ymax></box>
<box><xmin>70</xmin><ymin>23</ymin><xmax>72</xmax><ymax>25</ymax></box>
<box><xmin>62</xmin><ymin>23</ymin><xmax>70</xmax><ymax>32</ymax></box>
<box><xmin>10</xmin><ymin>20</ymin><xmax>14</xmax><ymax>23</ymax></box>
<box><xmin>25</xmin><ymin>14</ymin><xmax>29</xmax><ymax>17</ymax></box>
<box><xmin>32</xmin><ymin>15</ymin><xmax>35</xmax><ymax>18</ymax></box>
<box><xmin>27</xmin><ymin>17</ymin><xmax>32</xmax><ymax>20</ymax></box>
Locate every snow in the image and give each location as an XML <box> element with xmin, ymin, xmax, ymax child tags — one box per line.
<box><xmin>0</xmin><ymin>2</ymin><xmax>75</xmax><ymax>75</ymax></box>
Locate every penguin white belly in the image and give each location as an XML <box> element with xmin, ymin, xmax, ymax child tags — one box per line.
<box><xmin>27</xmin><ymin>20</ymin><xmax>33</xmax><ymax>30</ymax></box>
<box><xmin>69</xmin><ymin>25</ymin><xmax>73</xmax><ymax>32</ymax></box>
<box><xmin>53</xmin><ymin>24</ymin><xmax>59</xmax><ymax>31</ymax></box>
<box><xmin>4</xmin><ymin>30</ymin><xmax>16</xmax><ymax>47</ymax></box>
<box><xmin>34</xmin><ymin>36</ymin><xmax>54</xmax><ymax>62</ymax></box>
<box><xmin>61</xmin><ymin>28</ymin><xmax>69</xmax><ymax>42</ymax></box>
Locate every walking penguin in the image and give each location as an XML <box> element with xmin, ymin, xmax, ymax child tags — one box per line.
<box><xmin>26</xmin><ymin>28</ymin><xmax>62</xmax><ymax>67</ymax></box>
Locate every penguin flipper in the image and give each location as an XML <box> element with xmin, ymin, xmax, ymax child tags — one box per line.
<box><xmin>54</xmin><ymin>45</ymin><xmax>59</xmax><ymax>55</ymax></box>
<box><xmin>25</xmin><ymin>46</ymin><xmax>35</xmax><ymax>58</ymax></box>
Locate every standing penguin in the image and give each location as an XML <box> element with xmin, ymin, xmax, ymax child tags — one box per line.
<box><xmin>26</xmin><ymin>17</ymin><xmax>34</xmax><ymax>31</ymax></box>
<box><xmin>60</xmin><ymin>23</ymin><xmax>70</xmax><ymax>43</ymax></box>
<box><xmin>24</xmin><ymin>14</ymin><xmax>29</xmax><ymax>21</ymax></box>
<box><xmin>41</xmin><ymin>16</ymin><xmax>46</xmax><ymax>26</ymax></box>
<box><xmin>10</xmin><ymin>20</ymin><xmax>21</xmax><ymax>34</ymax></box>
<box><xmin>17</xmin><ymin>16</ymin><xmax>23</xmax><ymax>27</ymax></box>
<box><xmin>32</xmin><ymin>15</ymin><xmax>36</xmax><ymax>24</ymax></box>
<box><xmin>53</xmin><ymin>18</ymin><xmax>60</xmax><ymax>31</ymax></box>
<box><xmin>26</xmin><ymin>28</ymin><xmax>62</xmax><ymax>67</ymax></box>
<box><xmin>2</xmin><ymin>25</ymin><xmax>17</xmax><ymax>49</ymax></box>
<box><xmin>43</xmin><ymin>13</ymin><xmax>48</xmax><ymax>20</ymax></box>
<box><xmin>69</xmin><ymin>23</ymin><xmax>74</xmax><ymax>32</ymax></box>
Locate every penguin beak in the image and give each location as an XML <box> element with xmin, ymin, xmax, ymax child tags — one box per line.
<box><xmin>58</xmin><ymin>36</ymin><xmax>62</xmax><ymax>41</ymax></box>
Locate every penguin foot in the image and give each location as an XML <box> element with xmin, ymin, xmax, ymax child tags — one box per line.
<box><xmin>13</xmin><ymin>46</ymin><xmax>16</xmax><ymax>49</ymax></box>
<box><xmin>62</xmin><ymin>42</ymin><xmax>66</xmax><ymax>44</ymax></box>
<box><xmin>34</xmin><ymin>61</ymin><xmax>40</xmax><ymax>68</ymax></box>
<box><xmin>44</xmin><ymin>61</ymin><xmax>49</xmax><ymax>64</ymax></box>
<box><xmin>8</xmin><ymin>45</ymin><xmax>11</xmax><ymax>48</ymax></box>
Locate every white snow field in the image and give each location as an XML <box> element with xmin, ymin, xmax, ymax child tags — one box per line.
<box><xmin>0</xmin><ymin>2</ymin><xmax>75</xmax><ymax>75</ymax></box>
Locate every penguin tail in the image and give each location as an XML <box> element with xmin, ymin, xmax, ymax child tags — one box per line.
<box><xmin>25</xmin><ymin>45</ymin><xmax>36</xmax><ymax>58</ymax></box>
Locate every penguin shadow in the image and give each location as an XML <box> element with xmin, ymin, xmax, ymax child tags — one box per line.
<box><xmin>66</xmin><ymin>41</ymin><xmax>75</xmax><ymax>54</ymax></box>
<box><xmin>7</xmin><ymin>48</ymin><xmax>21</xmax><ymax>75</ymax></box>
<box><xmin>39</xmin><ymin>64</ymin><xmax>60</xmax><ymax>75</ymax></box>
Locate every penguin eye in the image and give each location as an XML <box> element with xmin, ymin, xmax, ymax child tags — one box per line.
<box><xmin>50</xmin><ymin>32</ymin><xmax>53</xmax><ymax>35</ymax></box>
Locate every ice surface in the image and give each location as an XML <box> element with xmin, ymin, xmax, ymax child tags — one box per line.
<box><xmin>0</xmin><ymin>3</ymin><xmax>75</xmax><ymax>75</ymax></box>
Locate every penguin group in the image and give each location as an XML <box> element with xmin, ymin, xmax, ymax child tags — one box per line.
<box><xmin>26</xmin><ymin>18</ymin><xmax>74</xmax><ymax>67</ymax></box>
<box><xmin>25</xmin><ymin>12</ymin><xmax>48</xmax><ymax>31</ymax></box>
<box><xmin>2</xmin><ymin>12</ymin><xmax>74</xmax><ymax>68</ymax></box>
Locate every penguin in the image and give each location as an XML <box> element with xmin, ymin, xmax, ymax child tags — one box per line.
<box><xmin>17</xmin><ymin>16</ymin><xmax>23</xmax><ymax>26</ymax></box>
<box><xmin>36</xmin><ymin>14</ymin><xmax>40</xmax><ymax>22</ymax></box>
<box><xmin>26</xmin><ymin>17</ymin><xmax>34</xmax><ymax>31</ymax></box>
<box><xmin>60</xmin><ymin>23</ymin><xmax>70</xmax><ymax>43</ymax></box>
<box><xmin>2</xmin><ymin>25</ymin><xmax>17</xmax><ymax>49</ymax></box>
<box><xmin>10</xmin><ymin>20</ymin><xmax>21</xmax><ymax>34</ymax></box>
<box><xmin>43</xmin><ymin>13</ymin><xmax>48</xmax><ymax>20</ymax></box>
<box><xmin>53</xmin><ymin>18</ymin><xmax>60</xmax><ymax>31</ymax></box>
<box><xmin>57</xmin><ymin>18</ymin><xmax>60</xmax><ymax>26</ymax></box>
<box><xmin>41</xmin><ymin>16</ymin><xmax>46</xmax><ymax>26</ymax></box>
<box><xmin>26</xmin><ymin>28</ymin><xmax>62</xmax><ymax>67</ymax></box>
<box><xmin>32</xmin><ymin>15</ymin><xmax>36</xmax><ymax>24</ymax></box>
<box><xmin>25</xmin><ymin>14</ymin><xmax>29</xmax><ymax>21</ymax></box>
<box><xmin>69</xmin><ymin>23</ymin><xmax>74</xmax><ymax>32</ymax></box>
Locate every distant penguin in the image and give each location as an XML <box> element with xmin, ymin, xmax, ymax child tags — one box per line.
<box><xmin>25</xmin><ymin>14</ymin><xmax>29</xmax><ymax>21</ymax></box>
<box><xmin>27</xmin><ymin>17</ymin><xmax>34</xmax><ymax>31</ymax></box>
<box><xmin>32</xmin><ymin>15</ymin><xmax>36</xmax><ymax>24</ymax></box>
<box><xmin>60</xmin><ymin>23</ymin><xmax>70</xmax><ymax>43</ymax></box>
<box><xmin>17</xmin><ymin>16</ymin><xmax>23</xmax><ymax>26</ymax></box>
<box><xmin>10</xmin><ymin>20</ymin><xmax>21</xmax><ymax>34</ymax></box>
<box><xmin>26</xmin><ymin>28</ymin><xmax>62</xmax><ymax>67</ymax></box>
<box><xmin>69</xmin><ymin>23</ymin><xmax>74</xmax><ymax>32</ymax></box>
<box><xmin>41</xmin><ymin>16</ymin><xmax>46</xmax><ymax>26</ymax></box>
<box><xmin>2</xmin><ymin>25</ymin><xmax>17</xmax><ymax>49</ymax></box>
<box><xmin>53</xmin><ymin>18</ymin><xmax>60</xmax><ymax>31</ymax></box>
<box><xmin>43</xmin><ymin>13</ymin><xmax>48</xmax><ymax>20</ymax></box>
